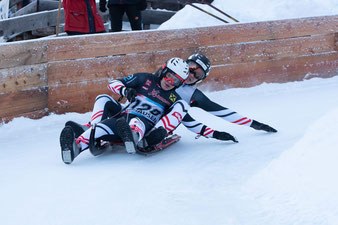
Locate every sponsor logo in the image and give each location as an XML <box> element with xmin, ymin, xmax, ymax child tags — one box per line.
<box><xmin>172</xmin><ymin>112</ymin><xmax>183</xmax><ymax>122</ymax></box>
<box><xmin>124</xmin><ymin>74</ymin><xmax>135</xmax><ymax>81</ymax></box>
<box><xmin>142</xmin><ymin>79</ymin><xmax>152</xmax><ymax>90</ymax></box>
<box><xmin>169</xmin><ymin>93</ymin><xmax>177</xmax><ymax>103</ymax></box>
<box><xmin>145</xmin><ymin>79</ymin><xmax>152</xmax><ymax>87</ymax></box>
<box><xmin>149</xmin><ymin>89</ymin><xmax>170</xmax><ymax>105</ymax></box>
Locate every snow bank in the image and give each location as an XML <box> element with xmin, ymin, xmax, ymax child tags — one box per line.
<box><xmin>158</xmin><ymin>0</ymin><xmax>338</xmax><ymax>30</ymax></box>
<box><xmin>245</xmin><ymin>107</ymin><xmax>338</xmax><ymax>225</ymax></box>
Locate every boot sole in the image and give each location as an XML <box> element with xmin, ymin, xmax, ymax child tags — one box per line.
<box><xmin>115</xmin><ymin>118</ymin><xmax>136</xmax><ymax>154</ymax></box>
<box><xmin>60</xmin><ymin>126</ymin><xmax>75</xmax><ymax>164</ymax></box>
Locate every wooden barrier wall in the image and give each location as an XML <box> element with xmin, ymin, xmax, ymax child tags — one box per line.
<box><xmin>0</xmin><ymin>15</ymin><xmax>337</xmax><ymax>123</ymax></box>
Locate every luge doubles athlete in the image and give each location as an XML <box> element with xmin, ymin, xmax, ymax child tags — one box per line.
<box><xmin>60</xmin><ymin>58</ymin><xmax>190</xmax><ymax>164</ymax></box>
<box><xmin>145</xmin><ymin>54</ymin><xmax>277</xmax><ymax>145</ymax></box>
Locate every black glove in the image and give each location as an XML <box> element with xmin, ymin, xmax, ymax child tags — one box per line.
<box><xmin>99</xmin><ymin>0</ymin><xmax>107</xmax><ymax>12</ymax></box>
<box><xmin>250</xmin><ymin>120</ymin><xmax>277</xmax><ymax>133</ymax></box>
<box><xmin>213</xmin><ymin>130</ymin><xmax>238</xmax><ymax>143</ymax></box>
<box><xmin>123</xmin><ymin>88</ymin><xmax>137</xmax><ymax>102</ymax></box>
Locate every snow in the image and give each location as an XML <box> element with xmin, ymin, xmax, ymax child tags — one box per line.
<box><xmin>245</xmin><ymin>106</ymin><xmax>338</xmax><ymax>224</ymax></box>
<box><xmin>159</xmin><ymin>0</ymin><xmax>338</xmax><ymax>30</ymax></box>
<box><xmin>1</xmin><ymin>76</ymin><xmax>338</xmax><ymax>225</ymax></box>
<box><xmin>1</xmin><ymin>0</ymin><xmax>338</xmax><ymax>224</ymax></box>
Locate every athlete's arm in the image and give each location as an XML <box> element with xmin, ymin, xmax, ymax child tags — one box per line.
<box><xmin>182</xmin><ymin>113</ymin><xmax>238</xmax><ymax>142</ymax></box>
<box><xmin>108</xmin><ymin>74</ymin><xmax>143</xmax><ymax>101</ymax></box>
<box><xmin>190</xmin><ymin>89</ymin><xmax>253</xmax><ymax>126</ymax></box>
<box><xmin>189</xmin><ymin>89</ymin><xmax>277</xmax><ymax>133</ymax></box>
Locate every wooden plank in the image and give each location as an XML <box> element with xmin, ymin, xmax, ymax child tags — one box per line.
<box><xmin>47</xmin><ymin>52</ymin><xmax>338</xmax><ymax>114</ymax></box>
<box><xmin>0</xmin><ymin>64</ymin><xmax>48</xmax><ymax>93</ymax></box>
<box><xmin>47</xmin><ymin>33</ymin><xmax>336</xmax><ymax>85</ymax></box>
<box><xmin>47</xmin><ymin>50</ymin><xmax>193</xmax><ymax>86</ymax></box>
<box><xmin>0</xmin><ymin>87</ymin><xmax>48</xmax><ymax>118</ymax></box>
<box><xmin>48</xmin><ymin>80</ymin><xmax>113</xmax><ymax>114</ymax></box>
<box><xmin>1</xmin><ymin>14</ymin><xmax>335</xmax><ymax>65</ymax></box>
<box><xmin>200</xmin><ymin>52</ymin><xmax>338</xmax><ymax>90</ymax></box>
<box><xmin>46</xmin><ymin>15</ymin><xmax>338</xmax><ymax>62</ymax></box>
<box><xmin>0</xmin><ymin>41</ymin><xmax>48</xmax><ymax>69</ymax></box>
<box><xmin>199</xmin><ymin>33</ymin><xmax>337</xmax><ymax>66</ymax></box>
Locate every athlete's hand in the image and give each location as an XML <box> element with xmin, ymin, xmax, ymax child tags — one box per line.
<box><xmin>124</xmin><ymin>88</ymin><xmax>137</xmax><ymax>102</ymax></box>
<box><xmin>213</xmin><ymin>131</ymin><xmax>238</xmax><ymax>143</ymax></box>
<box><xmin>250</xmin><ymin>120</ymin><xmax>277</xmax><ymax>133</ymax></box>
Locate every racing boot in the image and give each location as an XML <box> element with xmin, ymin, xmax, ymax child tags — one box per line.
<box><xmin>60</xmin><ymin>126</ymin><xmax>82</xmax><ymax>164</ymax></box>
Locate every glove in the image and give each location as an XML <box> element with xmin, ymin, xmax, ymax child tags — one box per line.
<box><xmin>123</xmin><ymin>87</ymin><xmax>137</xmax><ymax>102</ymax></box>
<box><xmin>213</xmin><ymin>130</ymin><xmax>238</xmax><ymax>143</ymax></box>
<box><xmin>99</xmin><ymin>0</ymin><xmax>107</xmax><ymax>12</ymax></box>
<box><xmin>250</xmin><ymin>120</ymin><xmax>277</xmax><ymax>133</ymax></box>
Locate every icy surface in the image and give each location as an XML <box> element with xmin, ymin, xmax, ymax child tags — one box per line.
<box><xmin>1</xmin><ymin>76</ymin><xmax>338</xmax><ymax>225</ymax></box>
<box><xmin>1</xmin><ymin>0</ymin><xmax>338</xmax><ymax>224</ymax></box>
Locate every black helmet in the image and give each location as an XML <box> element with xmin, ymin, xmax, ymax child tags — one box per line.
<box><xmin>186</xmin><ymin>54</ymin><xmax>211</xmax><ymax>81</ymax></box>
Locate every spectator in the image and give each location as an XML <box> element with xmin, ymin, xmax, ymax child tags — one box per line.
<box><xmin>99</xmin><ymin>0</ymin><xmax>146</xmax><ymax>32</ymax></box>
<box><xmin>63</xmin><ymin>0</ymin><xmax>105</xmax><ymax>35</ymax></box>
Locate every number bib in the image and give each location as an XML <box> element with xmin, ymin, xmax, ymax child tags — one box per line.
<box><xmin>126</xmin><ymin>95</ymin><xmax>165</xmax><ymax>124</ymax></box>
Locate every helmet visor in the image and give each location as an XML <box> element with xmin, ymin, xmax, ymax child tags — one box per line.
<box><xmin>164</xmin><ymin>71</ymin><xmax>185</xmax><ymax>87</ymax></box>
<box><xmin>189</xmin><ymin>65</ymin><xmax>206</xmax><ymax>80</ymax></box>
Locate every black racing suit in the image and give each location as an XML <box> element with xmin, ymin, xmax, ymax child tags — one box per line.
<box><xmin>176</xmin><ymin>84</ymin><xmax>253</xmax><ymax>138</ymax></box>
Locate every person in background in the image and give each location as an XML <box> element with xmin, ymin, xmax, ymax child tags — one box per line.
<box><xmin>99</xmin><ymin>0</ymin><xmax>146</xmax><ymax>32</ymax></box>
<box><xmin>63</xmin><ymin>0</ymin><xmax>105</xmax><ymax>35</ymax></box>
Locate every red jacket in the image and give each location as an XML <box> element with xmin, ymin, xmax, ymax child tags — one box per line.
<box><xmin>63</xmin><ymin>0</ymin><xmax>105</xmax><ymax>33</ymax></box>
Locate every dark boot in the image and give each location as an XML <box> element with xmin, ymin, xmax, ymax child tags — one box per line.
<box><xmin>115</xmin><ymin>117</ymin><xmax>137</xmax><ymax>154</ymax></box>
<box><xmin>60</xmin><ymin>126</ymin><xmax>82</xmax><ymax>164</ymax></box>
<box><xmin>65</xmin><ymin>121</ymin><xmax>91</xmax><ymax>138</ymax></box>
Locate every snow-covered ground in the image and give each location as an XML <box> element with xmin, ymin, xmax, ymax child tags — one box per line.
<box><xmin>1</xmin><ymin>76</ymin><xmax>338</xmax><ymax>225</ymax></box>
<box><xmin>1</xmin><ymin>1</ymin><xmax>338</xmax><ymax>224</ymax></box>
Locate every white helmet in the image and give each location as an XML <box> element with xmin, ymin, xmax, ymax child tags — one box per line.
<box><xmin>161</xmin><ymin>57</ymin><xmax>189</xmax><ymax>83</ymax></box>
